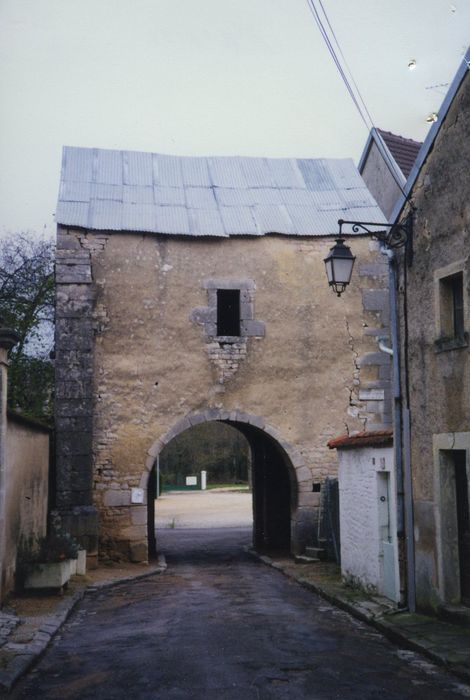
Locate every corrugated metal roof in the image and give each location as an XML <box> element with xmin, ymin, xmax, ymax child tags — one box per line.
<box><xmin>57</xmin><ymin>146</ymin><xmax>383</xmax><ymax>237</ymax></box>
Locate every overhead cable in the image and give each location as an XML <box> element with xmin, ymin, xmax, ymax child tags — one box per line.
<box><xmin>305</xmin><ymin>0</ymin><xmax>409</xmax><ymax>198</ymax></box>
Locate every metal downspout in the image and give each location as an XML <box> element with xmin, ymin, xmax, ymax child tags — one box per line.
<box><xmin>381</xmin><ymin>247</ymin><xmax>416</xmax><ymax>611</ymax></box>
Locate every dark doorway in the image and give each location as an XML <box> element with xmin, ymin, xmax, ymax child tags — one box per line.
<box><xmin>454</xmin><ymin>450</ymin><xmax>470</xmax><ymax>604</ymax></box>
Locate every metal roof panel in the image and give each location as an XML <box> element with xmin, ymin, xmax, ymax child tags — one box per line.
<box><xmin>56</xmin><ymin>201</ymin><xmax>89</xmax><ymax>228</ymax></box>
<box><xmin>253</xmin><ymin>204</ymin><xmax>295</xmax><ymax>234</ymax></box>
<box><xmin>188</xmin><ymin>208</ymin><xmax>227</xmax><ymax>237</ymax></box>
<box><xmin>219</xmin><ymin>206</ymin><xmax>259</xmax><ymax>235</ymax></box>
<box><xmin>62</xmin><ymin>146</ymin><xmax>94</xmax><ymax>183</ymax></box>
<box><xmin>57</xmin><ymin>146</ymin><xmax>384</xmax><ymax>237</ymax></box>
<box><xmin>154</xmin><ymin>186</ymin><xmax>186</xmax><ymax>207</ymax></box>
<box><xmin>240</xmin><ymin>158</ymin><xmax>275</xmax><ymax>188</ymax></box>
<box><xmin>121</xmin><ymin>203</ymin><xmax>156</xmax><ymax>232</ymax></box>
<box><xmin>95</xmin><ymin>149</ymin><xmax>123</xmax><ymax>185</ymax></box>
<box><xmin>181</xmin><ymin>157</ymin><xmax>212</xmax><ymax>187</ymax></box>
<box><xmin>185</xmin><ymin>187</ymin><xmax>217</xmax><ymax>210</ymax></box>
<box><xmin>124</xmin><ymin>151</ymin><xmax>153</xmax><ymax>186</ymax></box>
<box><xmin>90</xmin><ymin>200</ymin><xmax>123</xmax><ymax>230</ymax></box>
<box><xmin>208</xmin><ymin>157</ymin><xmax>247</xmax><ymax>188</ymax></box>
<box><xmin>60</xmin><ymin>181</ymin><xmax>91</xmax><ymax>203</ymax></box>
<box><xmin>123</xmin><ymin>185</ymin><xmax>154</xmax><ymax>204</ymax></box>
<box><xmin>268</xmin><ymin>159</ymin><xmax>304</xmax><ymax>189</ymax></box>
<box><xmin>91</xmin><ymin>183</ymin><xmax>123</xmax><ymax>201</ymax></box>
<box><xmin>154</xmin><ymin>154</ymin><xmax>184</xmax><ymax>188</ymax></box>
<box><xmin>156</xmin><ymin>206</ymin><xmax>191</xmax><ymax>235</ymax></box>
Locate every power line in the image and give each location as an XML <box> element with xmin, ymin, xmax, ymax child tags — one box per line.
<box><xmin>305</xmin><ymin>0</ymin><xmax>410</xmax><ymax>199</ymax></box>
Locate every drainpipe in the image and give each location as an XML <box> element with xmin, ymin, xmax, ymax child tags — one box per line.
<box><xmin>380</xmin><ymin>247</ymin><xmax>416</xmax><ymax>612</ymax></box>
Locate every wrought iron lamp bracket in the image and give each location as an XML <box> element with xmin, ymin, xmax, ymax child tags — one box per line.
<box><xmin>337</xmin><ymin>216</ymin><xmax>412</xmax><ymax>250</ymax></box>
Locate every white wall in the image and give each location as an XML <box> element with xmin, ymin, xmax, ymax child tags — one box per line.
<box><xmin>338</xmin><ymin>445</ymin><xmax>399</xmax><ymax>601</ymax></box>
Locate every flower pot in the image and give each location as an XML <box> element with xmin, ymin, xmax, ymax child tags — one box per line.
<box><xmin>24</xmin><ymin>559</ymin><xmax>72</xmax><ymax>590</ymax></box>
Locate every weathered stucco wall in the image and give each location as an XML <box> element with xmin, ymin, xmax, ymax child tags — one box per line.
<box><xmin>397</xmin><ymin>69</ymin><xmax>470</xmax><ymax>610</ymax></box>
<box><xmin>55</xmin><ymin>227</ymin><xmax>391</xmax><ymax>561</ymax></box>
<box><xmin>2</xmin><ymin>414</ymin><xmax>49</xmax><ymax>598</ymax></box>
<box><xmin>338</xmin><ymin>445</ymin><xmax>399</xmax><ymax>601</ymax></box>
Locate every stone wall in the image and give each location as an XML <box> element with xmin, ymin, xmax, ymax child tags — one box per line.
<box><xmin>396</xmin><ymin>69</ymin><xmax>470</xmax><ymax>610</ymax></box>
<box><xmin>1</xmin><ymin>414</ymin><xmax>50</xmax><ymax>598</ymax></box>
<box><xmin>55</xmin><ymin>227</ymin><xmax>391</xmax><ymax>561</ymax></box>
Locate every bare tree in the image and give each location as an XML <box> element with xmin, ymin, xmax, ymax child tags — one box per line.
<box><xmin>0</xmin><ymin>233</ymin><xmax>55</xmax><ymax>421</ymax></box>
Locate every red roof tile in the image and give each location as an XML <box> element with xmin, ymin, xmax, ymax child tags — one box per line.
<box><xmin>377</xmin><ymin>130</ymin><xmax>422</xmax><ymax>179</ymax></box>
<box><xmin>327</xmin><ymin>429</ymin><xmax>393</xmax><ymax>450</ymax></box>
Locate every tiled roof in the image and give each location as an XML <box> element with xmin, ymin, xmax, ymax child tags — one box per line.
<box><xmin>377</xmin><ymin>130</ymin><xmax>422</xmax><ymax>179</ymax></box>
<box><xmin>327</xmin><ymin>429</ymin><xmax>393</xmax><ymax>450</ymax></box>
<box><xmin>56</xmin><ymin>146</ymin><xmax>383</xmax><ymax>238</ymax></box>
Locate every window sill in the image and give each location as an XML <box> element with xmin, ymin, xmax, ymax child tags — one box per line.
<box><xmin>434</xmin><ymin>332</ymin><xmax>469</xmax><ymax>353</ymax></box>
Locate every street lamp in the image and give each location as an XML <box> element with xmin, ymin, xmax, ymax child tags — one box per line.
<box><xmin>323</xmin><ymin>239</ymin><xmax>356</xmax><ymax>297</ymax></box>
<box><xmin>324</xmin><ymin>217</ymin><xmax>412</xmax><ymax>296</ymax></box>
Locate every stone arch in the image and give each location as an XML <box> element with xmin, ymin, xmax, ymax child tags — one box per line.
<box><xmin>142</xmin><ymin>410</ymin><xmax>313</xmax><ymax>556</ymax></box>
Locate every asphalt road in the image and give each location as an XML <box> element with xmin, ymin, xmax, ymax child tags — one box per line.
<box><xmin>11</xmin><ymin>529</ymin><xmax>470</xmax><ymax>700</ymax></box>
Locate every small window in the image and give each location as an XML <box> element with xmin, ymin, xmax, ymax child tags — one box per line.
<box><xmin>439</xmin><ymin>272</ymin><xmax>464</xmax><ymax>339</ymax></box>
<box><xmin>217</xmin><ymin>289</ymin><xmax>240</xmax><ymax>336</ymax></box>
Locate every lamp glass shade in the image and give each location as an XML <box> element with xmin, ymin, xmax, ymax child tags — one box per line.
<box><xmin>324</xmin><ymin>238</ymin><xmax>355</xmax><ymax>296</ymax></box>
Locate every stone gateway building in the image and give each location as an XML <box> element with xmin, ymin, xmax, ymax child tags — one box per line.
<box><xmin>54</xmin><ymin>147</ymin><xmax>388</xmax><ymax>564</ymax></box>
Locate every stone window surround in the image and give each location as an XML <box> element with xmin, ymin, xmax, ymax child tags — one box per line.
<box><xmin>433</xmin><ymin>431</ymin><xmax>470</xmax><ymax>604</ymax></box>
<box><xmin>434</xmin><ymin>259</ymin><xmax>469</xmax><ymax>353</ymax></box>
<box><xmin>198</xmin><ymin>278</ymin><xmax>265</xmax><ymax>342</ymax></box>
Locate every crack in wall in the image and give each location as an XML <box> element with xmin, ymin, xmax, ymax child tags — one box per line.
<box><xmin>344</xmin><ymin>316</ymin><xmax>367</xmax><ymax>431</ymax></box>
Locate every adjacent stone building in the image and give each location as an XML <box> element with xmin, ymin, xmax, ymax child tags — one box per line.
<box><xmin>54</xmin><ymin>147</ymin><xmax>390</xmax><ymax>563</ymax></box>
<box><xmin>359</xmin><ymin>128</ymin><xmax>421</xmax><ymax>220</ymax></box>
<box><xmin>393</xmin><ymin>57</ymin><xmax>470</xmax><ymax>611</ymax></box>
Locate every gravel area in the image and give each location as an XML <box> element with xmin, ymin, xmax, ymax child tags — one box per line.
<box><xmin>155</xmin><ymin>488</ymin><xmax>252</xmax><ymax>529</ymax></box>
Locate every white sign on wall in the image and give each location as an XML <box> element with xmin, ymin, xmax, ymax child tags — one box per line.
<box><xmin>186</xmin><ymin>476</ymin><xmax>197</xmax><ymax>486</ymax></box>
<box><xmin>131</xmin><ymin>487</ymin><xmax>144</xmax><ymax>504</ymax></box>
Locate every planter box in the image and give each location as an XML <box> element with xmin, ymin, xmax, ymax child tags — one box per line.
<box><xmin>24</xmin><ymin>559</ymin><xmax>72</xmax><ymax>590</ymax></box>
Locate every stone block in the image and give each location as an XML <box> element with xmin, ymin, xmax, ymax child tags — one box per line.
<box><xmin>56</xmin><ymin>264</ymin><xmax>92</xmax><ymax>284</ymax></box>
<box><xmin>121</xmin><ymin>524</ymin><xmax>147</xmax><ymax>540</ymax></box>
<box><xmin>130</xmin><ymin>541</ymin><xmax>148</xmax><ymax>563</ymax></box>
<box><xmin>359</xmin><ymin>389</ymin><xmax>385</xmax><ymax>401</ymax></box>
<box><xmin>296</xmin><ymin>466</ymin><xmax>312</xmax><ymax>483</ymax></box>
<box><xmin>104</xmin><ymin>490</ymin><xmax>131</xmax><ymax>507</ymax></box>
<box><xmin>148</xmin><ymin>440</ymin><xmax>164</xmax><ymax>458</ymax></box>
<box><xmin>57</xmin><ymin>233</ymin><xmax>82</xmax><ymax>250</ymax></box>
<box><xmin>247</xmin><ymin>414</ymin><xmax>265</xmax><ymax>429</ymax></box>
<box><xmin>358</xmin><ymin>263</ymin><xmax>388</xmax><ymax>278</ymax></box>
<box><xmin>358</xmin><ymin>352</ymin><xmax>390</xmax><ymax>367</ymax></box>
<box><xmin>241</xmin><ymin>320</ymin><xmax>265</xmax><ymax>337</ymax></box>
<box><xmin>188</xmin><ymin>413</ymin><xmax>207</xmax><ymax>426</ymax></box>
<box><xmin>131</xmin><ymin>506</ymin><xmax>147</xmax><ymax>525</ymax></box>
<box><xmin>298</xmin><ymin>491</ymin><xmax>321</xmax><ymax>507</ymax></box>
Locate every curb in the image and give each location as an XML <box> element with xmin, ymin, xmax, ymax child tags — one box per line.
<box><xmin>247</xmin><ymin>548</ymin><xmax>470</xmax><ymax>686</ymax></box>
<box><xmin>0</xmin><ymin>559</ymin><xmax>167</xmax><ymax>694</ymax></box>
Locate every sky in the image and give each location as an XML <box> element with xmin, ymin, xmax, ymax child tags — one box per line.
<box><xmin>0</xmin><ymin>0</ymin><xmax>469</xmax><ymax>238</ymax></box>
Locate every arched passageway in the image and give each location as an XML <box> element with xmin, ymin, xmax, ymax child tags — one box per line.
<box><xmin>146</xmin><ymin>415</ymin><xmax>298</xmax><ymax>559</ymax></box>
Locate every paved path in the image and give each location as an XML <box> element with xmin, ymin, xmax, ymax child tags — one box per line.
<box><xmin>11</xmin><ymin>529</ymin><xmax>470</xmax><ymax>699</ymax></box>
